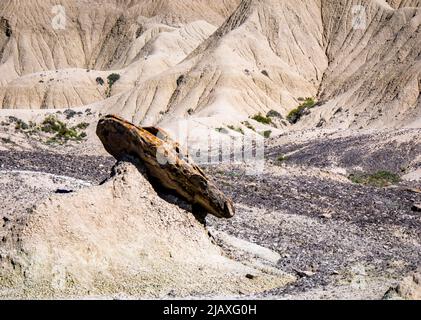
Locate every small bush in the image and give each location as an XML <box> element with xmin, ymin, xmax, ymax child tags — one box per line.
<box><xmin>348</xmin><ymin>171</ymin><xmax>401</xmax><ymax>188</ymax></box>
<box><xmin>187</xmin><ymin>108</ymin><xmax>194</xmax><ymax>115</ymax></box>
<box><xmin>1</xmin><ymin>137</ymin><xmax>12</xmax><ymax>144</ymax></box>
<box><xmin>9</xmin><ymin>117</ymin><xmax>29</xmax><ymax>130</ymax></box>
<box><xmin>242</xmin><ymin>121</ymin><xmax>255</xmax><ymax>131</ymax></box>
<box><xmin>107</xmin><ymin>73</ymin><xmax>120</xmax><ymax>86</ymax></box>
<box><xmin>252</xmin><ymin>113</ymin><xmax>272</xmax><ymax>125</ymax></box>
<box><xmin>106</xmin><ymin>73</ymin><xmax>121</xmax><ymax>97</ymax></box>
<box><xmin>40</xmin><ymin>115</ymin><xmax>87</xmax><ymax>144</ymax></box>
<box><xmin>15</xmin><ymin>119</ymin><xmax>29</xmax><ymax>130</ymax></box>
<box><xmin>41</xmin><ymin>115</ymin><xmax>64</xmax><ymax>133</ymax></box>
<box><xmin>64</xmin><ymin>109</ymin><xmax>77</xmax><ymax>120</ymax></box>
<box><xmin>277</xmin><ymin>155</ymin><xmax>288</xmax><ymax>162</ymax></box>
<box><xmin>96</xmin><ymin>77</ymin><xmax>104</xmax><ymax>85</ymax></box>
<box><xmin>75</xmin><ymin>122</ymin><xmax>90</xmax><ymax>130</ymax></box>
<box><xmin>267</xmin><ymin>110</ymin><xmax>282</xmax><ymax>118</ymax></box>
<box><xmin>261</xmin><ymin>70</ymin><xmax>269</xmax><ymax>77</ymax></box>
<box><xmin>227</xmin><ymin>125</ymin><xmax>244</xmax><ymax>135</ymax></box>
<box><xmin>263</xmin><ymin>130</ymin><xmax>272</xmax><ymax>138</ymax></box>
<box><xmin>287</xmin><ymin>97</ymin><xmax>316</xmax><ymax>124</ymax></box>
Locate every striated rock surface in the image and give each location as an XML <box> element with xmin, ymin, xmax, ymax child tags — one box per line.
<box><xmin>97</xmin><ymin>114</ymin><xmax>235</xmax><ymax>219</ymax></box>
<box><xmin>0</xmin><ymin>0</ymin><xmax>419</xmax><ymax>130</ymax></box>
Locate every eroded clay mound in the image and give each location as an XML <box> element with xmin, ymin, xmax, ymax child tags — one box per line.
<box><xmin>0</xmin><ymin>161</ymin><xmax>292</xmax><ymax>298</ymax></box>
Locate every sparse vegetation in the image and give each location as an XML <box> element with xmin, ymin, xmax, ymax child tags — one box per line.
<box><xmin>277</xmin><ymin>155</ymin><xmax>288</xmax><ymax>162</ymax></box>
<box><xmin>261</xmin><ymin>70</ymin><xmax>269</xmax><ymax>78</ymax></box>
<box><xmin>177</xmin><ymin>75</ymin><xmax>185</xmax><ymax>86</ymax></box>
<box><xmin>96</xmin><ymin>77</ymin><xmax>104</xmax><ymax>85</ymax></box>
<box><xmin>242</xmin><ymin>121</ymin><xmax>255</xmax><ymax>131</ymax></box>
<box><xmin>187</xmin><ymin>108</ymin><xmax>194</xmax><ymax>115</ymax></box>
<box><xmin>107</xmin><ymin>73</ymin><xmax>120</xmax><ymax>86</ymax></box>
<box><xmin>267</xmin><ymin>110</ymin><xmax>282</xmax><ymax>118</ymax></box>
<box><xmin>251</xmin><ymin>113</ymin><xmax>272</xmax><ymax>125</ymax></box>
<box><xmin>262</xmin><ymin>130</ymin><xmax>272</xmax><ymax>138</ymax></box>
<box><xmin>1</xmin><ymin>137</ymin><xmax>12</xmax><ymax>144</ymax></box>
<box><xmin>9</xmin><ymin>117</ymin><xmax>29</xmax><ymax>130</ymax></box>
<box><xmin>287</xmin><ymin>97</ymin><xmax>316</xmax><ymax>124</ymax></box>
<box><xmin>75</xmin><ymin>122</ymin><xmax>90</xmax><ymax>130</ymax></box>
<box><xmin>64</xmin><ymin>109</ymin><xmax>77</xmax><ymax>120</ymax></box>
<box><xmin>105</xmin><ymin>73</ymin><xmax>121</xmax><ymax>97</ymax></box>
<box><xmin>14</xmin><ymin>119</ymin><xmax>29</xmax><ymax>130</ymax></box>
<box><xmin>40</xmin><ymin>115</ymin><xmax>88</xmax><ymax>144</ymax></box>
<box><xmin>227</xmin><ymin>125</ymin><xmax>244</xmax><ymax>135</ymax></box>
<box><xmin>348</xmin><ymin>171</ymin><xmax>401</xmax><ymax>187</ymax></box>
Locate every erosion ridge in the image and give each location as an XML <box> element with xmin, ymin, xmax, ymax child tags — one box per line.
<box><xmin>0</xmin><ymin>0</ymin><xmax>419</xmax><ymax>130</ymax></box>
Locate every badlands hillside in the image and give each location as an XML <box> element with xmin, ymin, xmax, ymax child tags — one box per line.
<box><xmin>0</xmin><ymin>0</ymin><xmax>420</xmax><ymax>299</ymax></box>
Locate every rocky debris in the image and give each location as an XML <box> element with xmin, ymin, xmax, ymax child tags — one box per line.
<box><xmin>267</xmin><ymin>129</ymin><xmax>421</xmax><ymax>175</ymax></box>
<box><xmin>384</xmin><ymin>268</ymin><xmax>421</xmax><ymax>300</ymax></box>
<box><xmin>97</xmin><ymin>115</ymin><xmax>235</xmax><ymax>219</ymax></box>
<box><xmin>293</xmin><ymin>269</ymin><xmax>316</xmax><ymax>278</ymax></box>
<box><xmin>0</xmin><ymin>150</ymin><xmax>114</xmax><ymax>183</ymax></box>
<box><xmin>0</xmin><ymin>161</ymin><xmax>293</xmax><ymax>299</ymax></box>
<box><xmin>1</xmin><ymin>127</ymin><xmax>420</xmax><ymax>299</ymax></box>
<box><xmin>412</xmin><ymin>203</ymin><xmax>421</xmax><ymax>213</ymax></box>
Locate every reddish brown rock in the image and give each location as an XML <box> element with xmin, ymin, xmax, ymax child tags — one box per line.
<box><xmin>96</xmin><ymin>115</ymin><xmax>235</xmax><ymax>219</ymax></box>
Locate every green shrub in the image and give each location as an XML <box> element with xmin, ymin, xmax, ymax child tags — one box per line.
<box><xmin>75</xmin><ymin>122</ymin><xmax>90</xmax><ymax>130</ymax></box>
<box><xmin>301</xmin><ymin>97</ymin><xmax>316</xmax><ymax>108</ymax></box>
<box><xmin>9</xmin><ymin>117</ymin><xmax>29</xmax><ymax>130</ymax></box>
<box><xmin>227</xmin><ymin>125</ymin><xmax>244</xmax><ymax>135</ymax></box>
<box><xmin>263</xmin><ymin>130</ymin><xmax>272</xmax><ymax>138</ymax></box>
<box><xmin>106</xmin><ymin>73</ymin><xmax>121</xmax><ymax>97</ymax></box>
<box><xmin>251</xmin><ymin>113</ymin><xmax>272</xmax><ymax>125</ymax></box>
<box><xmin>242</xmin><ymin>121</ymin><xmax>255</xmax><ymax>131</ymax></box>
<box><xmin>40</xmin><ymin>115</ymin><xmax>87</xmax><ymax>144</ymax></box>
<box><xmin>1</xmin><ymin>137</ymin><xmax>12</xmax><ymax>144</ymax></box>
<box><xmin>96</xmin><ymin>77</ymin><xmax>104</xmax><ymax>85</ymax></box>
<box><xmin>15</xmin><ymin>119</ymin><xmax>29</xmax><ymax>130</ymax></box>
<box><xmin>277</xmin><ymin>155</ymin><xmax>288</xmax><ymax>162</ymax></box>
<box><xmin>41</xmin><ymin>115</ymin><xmax>65</xmax><ymax>133</ymax></box>
<box><xmin>267</xmin><ymin>110</ymin><xmax>282</xmax><ymax>118</ymax></box>
<box><xmin>107</xmin><ymin>73</ymin><xmax>120</xmax><ymax>86</ymax></box>
<box><xmin>348</xmin><ymin>171</ymin><xmax>401</xmax><ymax>187</ymax></box>
<box><xmin>287</xmin><ymin>97</ymin><xmax>316</xmax><ymax>124</ymax></box>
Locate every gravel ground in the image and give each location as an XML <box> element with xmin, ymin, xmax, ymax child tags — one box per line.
<box><xmin>0</xmin><ymin>129</ymin><xmax>420</xmax><ymax>299</ymax></box>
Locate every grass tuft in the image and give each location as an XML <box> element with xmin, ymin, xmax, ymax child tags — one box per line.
<box><xmin>348</xmin><ymin>171</ymin><xmax>401</xmax><ymax>188</ymax></box>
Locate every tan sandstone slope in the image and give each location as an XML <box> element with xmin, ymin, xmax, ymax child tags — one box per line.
<box><xmin>0</xmin><ymin>0</ymin><xmax>420</xmax><ymax>130</ymax></box>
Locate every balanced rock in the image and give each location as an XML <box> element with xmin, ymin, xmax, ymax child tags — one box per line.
<box><xmin>97</xmin><ymin>115</ymin><xmax>234</xmax><ymax>219</ymax></box>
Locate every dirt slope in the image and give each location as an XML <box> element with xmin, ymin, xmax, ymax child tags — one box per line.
<box><xmin>0</xmin><ymin>161</ymin><xmax>293</xmax><ymax>298</ymax></box>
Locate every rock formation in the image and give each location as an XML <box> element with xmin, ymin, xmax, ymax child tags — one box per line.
<box><xmin>0</xmin><ymin>161</ymin><xmax>292</xmax><ymax>298</ymax></box>
<box><xmin>96</xmin><ymin>115</ymin><xmax>235</xmax><ymax>218</ymax></box>
<box><xmin>0</xmin><ymin>0</ymin><xmax>419</xmax><ymax>129</ymax></box>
